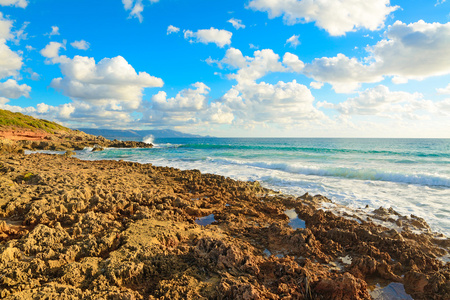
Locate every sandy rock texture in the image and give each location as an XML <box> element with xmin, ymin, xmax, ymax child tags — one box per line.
<box><xmin>0</xmin><ymin>153</ymin><xmax>449</xmax><ymax>299</ymax></box>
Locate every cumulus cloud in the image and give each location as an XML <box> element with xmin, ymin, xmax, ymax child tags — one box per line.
<box><xmin>219</xmin><ymin>48</ymin><xmax>304</xmax><ymax>84</ymax></box>
<box><xmin>247</xmin><ymin>0</ymin><xmax>398</xmax><ymax>36</ymax></box>
<box><xmin>70</xmin><ymin>40</ymin><xmax>90</xmax><ymax>50</ymax></box>
<box><xmin>206</xmin><ymin>48</ymin><xmax>325</xmax><ymax>127</ymax></box>
<box><xmin>222</xmin><ymin>48</ymin><xmax>286</xmax><ymax>83</ymax></box>
<box><xmin>437</xmin><ymin>84</ymin><xmax>450</xmax><ymax>95</ymax></box>
<box><xmin>228</xmin><ymin>18</ymin><xmax>245</xmax><ymax>30</ymax></box>
<box><xmin>33</xmin><ymin>50</ymin><xmax>164</xmax><ymax>126</ymax></box>
<box><xmin>46</xmin><ymin>26</ymin><xmax>60</xmax><ymax>37</ymax></box>
<box><xmin>320</xmin><ymin>85</ymin><xmax>433</xmax><ymax>120</ymax></box>
<box><xmin>0</xmin><ymin>14</ymin><xmax>22</xmax><ymax>79</ymax></box>
<box><xmin>40</xmin><ymin>41</ymin><xmax>66</xmax><ymax>61</ymax></box>
<box><xmin>303</xmin><ymin>53</ymin><xmax>382</xmax><ymax>93</ymax></box>
<box><xmin>142</xmin><ymin>82</ymin><xmax>210</xmax><ymax>126</ymax></box>
<box><xmin>0</xmin><ymin>79</ymin><xmax>30</xmax><ymax>98</ymax></box>
<box><xmin>310</xmin><ymin>82</ymin><xmax>324</xmax><ymax>89</ymax></box>
<box><xmin>152</xmin><ymin>82</ymin><xmax>209</xmax><ymax>112</ymax></box>
<box><xmin>0</xmin><ymin>41</ymin><xmax>23</xmax><ymax>79</ymax></box>
<box><xmin>0</xmin><ymin>13</ymin><xmax>13</xmax><ymax>40</ymax></box>
<box><xmin>184</xmin><ymin>28</ymin><xmax>232</xmax><ymax>48</ymax></box>
<box><xmin>220</xmin><ymin>80</ymin><xmax>324</xmax><ymax>125</ymax></box>
<box><xmin>300</xmin><ymin>20</ymin><xmax>450</xmax><ymax>92</ymax></box>
<box><xmin>282</xmin><ymin>52</ymin><xmax>304</xmax><ymax>72</ymax></box>
<box><xmin>123</xmin><ymin>0</ymin><xmax>159</xmax><ymax>23</ymax></box>
<box><xmin>206</xmin><ymin>102</ymin><xmax>234</xmax><ymax>124</ymax></box>
<box><xmin>0</xmin><ymin>13</ymin><xmax>29</xmax><ymax>105</ymax></box>
<box><xmin>369</xmin><ymin>20</ymin><xmax>450</xmax><ymax>81</ymax></box>
<box><xmin>285</xmin><ymin>34</ymin><xmax>300</xmax><ymax>48</ymax></box>
<box><xmin>50</xmin><ymin>55</ymin><xmax>163</xmax><ymax>110</ymax></box>
<box><xmin>167</xmin><ymin>25</ymin><xmax>180</xmax><ymax>35</ymax></box>
<box><xmin>0</xmin><ymin>0</ymin><xmax>28</xmax><ymax>8</ymax></box>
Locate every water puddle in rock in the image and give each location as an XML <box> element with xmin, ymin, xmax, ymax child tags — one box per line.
<box><xmin>195</xmin><ymin>214</ymin><xmax>216</xmax><ymax>226</ymax></box>
<box><xmin>368</xmin><ymin>281</ymin><xmax>413</xmax><ymax>300</ymax></box>
<box><xmin>285</xmin><ymin>209</ymin><xmax>306</xmax><ymax>229</ymax></box>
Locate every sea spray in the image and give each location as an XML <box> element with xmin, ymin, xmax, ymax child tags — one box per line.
<box><xmin>143</xmin><ymin>135</ymin><xmax>155</xmax><ymax>145</ymax></box>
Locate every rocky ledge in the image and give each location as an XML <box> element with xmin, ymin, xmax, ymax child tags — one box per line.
<box><xmin>0</xmin><ymin>153</ymin><xmax>449</xmax><ymax>299</ymax></box>
<box><xmin>0</xmin><ymin>131</ymin><xmax>152</xmax><ymax>153</ymax></box>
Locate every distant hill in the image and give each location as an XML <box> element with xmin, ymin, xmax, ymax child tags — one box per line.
<box><xmin>0</xmin><ymin>109</ymin><xmax>69</xmax><ymax>134</ymax></box>
<box><xmin>77</xmin><ymin>128</ymin><xmax>205</xmax><ymax>140</ymax></box>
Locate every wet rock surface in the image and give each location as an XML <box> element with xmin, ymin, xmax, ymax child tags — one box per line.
<box><xmin>0</xmin><ymin>153</ymin><xmax>449</xmax><ymax>299</ymax></box>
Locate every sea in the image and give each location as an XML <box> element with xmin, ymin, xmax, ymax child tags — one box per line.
<box><xmin>71</xmin><ymin>137</ymin><xmax>450</xmax><ymax>237</ymax></box>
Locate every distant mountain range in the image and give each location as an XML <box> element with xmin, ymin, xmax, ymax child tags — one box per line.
<box><xmin>77</xmin><ymin>128</ymin><xmax>206</xmax><ymax>140</ymax></box>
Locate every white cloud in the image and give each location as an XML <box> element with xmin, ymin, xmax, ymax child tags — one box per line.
<box><xmin>11</xmin><ymin>21</ymin><xmax>29</xmax><ymax>44</ymax></box>
<box><xmin>123</xmin><ymin>0</ymin><xmax>159</xmax><ymax>23</ymax></box>
<box><xmin>0</xmin><ymin>42</ymin><xmax>23</xmax><ymax>79</ymax></box>
<box><xmin>222</xmin><ymin>48</ymin><xmax>286</xmax><ymax>84</ymax></box>
<box><xmin>300</xmin><ymin>20</ymin><xmax>450</xmax><ymax>92</ymax></box>
<box><xmin>152</xmin><ymin>82</ymin><xmax>209</xmax><ymax>112</ymax></box>
<box><xmin>323</xmin><ymin>85</ymin><xmax>431</xmax><ymax>120</ymax></box>
<box><xmin>310</xmin><ymin>82</ymin><xmax>324</xmax><ymax>89</ymax></box>
<box><xmin>46</xmin><ymin>26</ymin><xmax>60</xmax><ymax>37</ymax></box>
<box><xmin>285</xmin><ymin>34</ymin><xmax>300</xmax><ymax>48</ymax></box>
<box><xmin>40</xmin><ymin>41</ymin><xmax>66</xmax><ymax>60</ymax></box>
<box><xmin>247</xmin><ymin>0</ymin><xmax>398</xmax><ymax>36</ymax></box>
<box><xmin>0</xmin><ymin>0</ymin><xmax>28</xmax><ymax>8</ymax></box>
<box><xmin>71</xmin><ymin>40</ymin><xmax>90</xmax><ymax>50</ymax></box>
<box><xmin>0</xmin><ymin>14</ymin><xmax>22</xmax><ymax>79</ymax></box>
<box><xmin>220</xmin><ymin>80</ymin><xmax>324</xmax><ymax>125</ymax></box>
<box><xmin>437</xmin><ymin>84</ymin><xmax>450</xmax><ymax>95</ymax></box>
<box><xmin>221</xmin><ymin>47</ymin><xmax>247</xmax><ymax>68</ymax></box>
<box><xmin>282</xmin><ymin>52</ymin><xmax>304</xmax><ymax>72</ymax></box>
<box><xmin>212</xmin><ymin>48</ymin><xmax>324</xmax><ymax>126</ymax></box>
<box><xmin>167</xmin><ymin>25</ymin><xmax>180</xmax><ymax>35</ymax></box>
<box><xmin>206</xmin><ymin>102</ymin><xmax>234</xmax><ymax>124</ymax></box>
<box><xmin>49</xmin><ymin>55</ymin><xmax>163</xmax><ymax>110</ymax></box>
<box><xmin>142</xmin><ymin>82</ymin><xmax>210</xmax><ymax>126</ymax></box>
<box><xmin>228</xmin><ymin>18</ymin><xmax>245</xmax><ymax>30</ymax></box>
<box><xmin>369</xmin><ymin>20</ymin><xmax>450</xmax><ymax>81</ymax></box>
<box><xmin>184</xmin><ymin>28</ymin><xmax>232</xmax><ymax>48</ymax></box>
<box><xmin>24</xmin><ymin>53</ymin><xmax>165</xmax><ymax>127</ymax></box>
<box><xmin>0</xmin><ymin>79</ymin><xmax>30</xmax><ymax>98</ymax></box>
<box><xmin>303</xmin><ymin>53</ymin><xmax>382</xmax><ymax>93</ymax></box>
<box><xmin>0</xmin><ymin>13</ymin><xmax>13</xmax><ymax>40</ymax></box>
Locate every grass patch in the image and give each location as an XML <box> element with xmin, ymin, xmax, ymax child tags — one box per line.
<box><xmin>0</xmin><ymin>109</ymin><xmax>70</xmax><ymax>133</ymax></box>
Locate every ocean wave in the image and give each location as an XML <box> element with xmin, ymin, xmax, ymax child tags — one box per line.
<box><xmin>209</xmin><ymin>158</ymin><xmax>450</xmax><ymax>187</ymax></box>
<box><xmin>178</xmin><ymin>143</ymin><xmax>450</xmax><ymax>159</ymax></box>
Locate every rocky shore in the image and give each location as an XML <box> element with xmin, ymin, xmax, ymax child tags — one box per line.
<box><xmin>0</xmin><ymin>129</ymin><xmax>153</xmax><ymax>153</ymax></box>
<box><xmin>0</xmin><ymin>151</ymin><xmax>449</xmax><ymax>299</ymax></box>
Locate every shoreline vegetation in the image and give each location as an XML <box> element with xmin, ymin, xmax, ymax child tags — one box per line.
<box><xmin>0</xmin><ymin>110</ymin><xmax>449</xmax><ymax>299</ymax></box>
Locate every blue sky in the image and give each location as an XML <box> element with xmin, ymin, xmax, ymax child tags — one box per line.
<box><xmin>1</xmin><ymin>0</ymin><xmax>450</xmax><ymax>137</ymax></box>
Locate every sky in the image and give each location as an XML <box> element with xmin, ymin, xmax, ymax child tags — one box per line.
<box><xmin>1</xmin><ymin>0</ymin><xmax>450</xmax><ymax>137</ymax></box>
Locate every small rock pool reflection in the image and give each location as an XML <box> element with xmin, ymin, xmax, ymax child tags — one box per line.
<box><xmin>285</xmin><ymin>209</ymin><xmax>306</xmax><ymax>229</ymax></box>
<box><xmin>195</xmin><ymin>214</ymin><xmax>216</xmax><ymax>226</ymax></box>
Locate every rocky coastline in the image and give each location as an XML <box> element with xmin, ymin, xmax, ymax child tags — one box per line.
<box><xmin>0</xmin><ymin>149</ymin><xmax>449</xmax><ymax>299</ymax></box>
<box><xmin>0</xmin><ymin>128</ymin><xmax>153</xmax><ymax>153</ymax></box>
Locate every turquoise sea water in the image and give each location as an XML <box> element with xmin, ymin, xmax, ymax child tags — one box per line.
<box><xmin>73</xmin><ymin>138</ymin><xmax>450</xmax><ymax>236</ymax></box>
